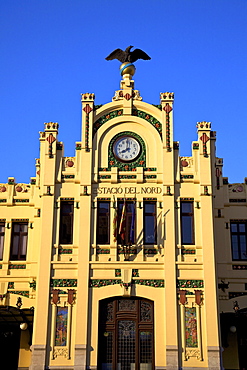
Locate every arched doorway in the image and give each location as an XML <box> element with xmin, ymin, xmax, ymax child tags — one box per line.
<box><xmin>97</xmin><ymin>297</ymin><xmax>154</xmax><ymax>370</ymax></box>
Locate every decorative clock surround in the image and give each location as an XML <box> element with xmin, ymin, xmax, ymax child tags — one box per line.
<box><xmin>113</xmin><ymin>135</ymin><xmax>141</xmax><ymax>162</ymax></box>
<box><xmin>108</xmin><ymin>131</ymin><xmax>146</xmax><ymax>170</ymax></box>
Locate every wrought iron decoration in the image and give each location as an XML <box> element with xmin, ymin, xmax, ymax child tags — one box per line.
<box><xmin>105</xmin><ymin>46</ymin><xmax>151</xmax><ymax>63</ymax></box>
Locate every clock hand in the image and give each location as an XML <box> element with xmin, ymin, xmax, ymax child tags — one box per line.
<box><xmin>120</xmin><ymin>148</ymin><xmax>127</xmax><ymax>153</ymax></box>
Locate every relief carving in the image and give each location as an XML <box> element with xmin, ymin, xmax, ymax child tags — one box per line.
<box><xmin>53</xmin><ymin>347</ymin><xmax>69</xmax><ymax>359</ymax></box>
<box><xmin>180</xmin><ymin>157</ymin><xmax>193</xmax><ymax>169</ymax></box>
<box><xmin>229</xmin><ymin>184</ymin><xmax>245</xmax><ymax>193</ymax></box>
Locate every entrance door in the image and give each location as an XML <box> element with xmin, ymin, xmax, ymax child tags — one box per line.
<box><xmin>0</xmin><ymin>325</ymin><xmax>21</xmax><ymax>370</ymax></box>
<box><xmin>98</xmin><ymin>297</ymin><xmax>154</xmax><ymax>370</ymax></box>
<box><xmin>237</xmin><ymin>311</ymin><xmax>247</xmax><ymax>370</ymax></box>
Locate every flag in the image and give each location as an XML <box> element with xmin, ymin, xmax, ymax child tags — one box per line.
<box><xmin>119</xmin><ymin>200</ymin><xmax>127</xmax><ymax>241</ymax></box>
<box><xmin>113</xmin><ymin>205</ymin><xmax>117</xmax><ymax>242</ymax></box>
<box><xmin>129</xmin><ymin>203</ymin><xmax>135</xmax><ymax>244</ymax></box>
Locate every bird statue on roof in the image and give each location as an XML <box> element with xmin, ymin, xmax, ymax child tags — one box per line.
<box><xmin>105</xmin><ymin>46</ymin><xmax>151</xmax><ymax>77</ymax></box>
<box><xmin>105</xmin><ymin>46</ymin><xmax>151</xmax><ymax>63</ymax></box>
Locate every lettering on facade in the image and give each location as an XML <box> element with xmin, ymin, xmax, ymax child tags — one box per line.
<box><xmin>93</xmin><ymin>186</ymin><xmax>162</xmax><ymax>195</ymax></box>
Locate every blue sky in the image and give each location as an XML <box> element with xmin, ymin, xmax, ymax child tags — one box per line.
<box><xmin>0</xmin><ymin>0</ymin><xmax>247</xmax><ymax>183</ymax></box>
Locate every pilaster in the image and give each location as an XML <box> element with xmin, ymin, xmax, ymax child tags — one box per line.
<box><xmin>29</xmin><ymin>123</ymin><xmax>59</xmax><ymax>370</ymax></box>
<box><xmin>197</xmin><ymin>122</ymin><xmax>221</xmax><ymax>368</ymax></box>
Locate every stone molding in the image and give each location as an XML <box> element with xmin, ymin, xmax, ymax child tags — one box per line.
<box><xmin>166</xmin><ymin>345</ymin><xmax>178</xmax><ymax>369</ymax></box>
<box><xmin>74</xmin><ymin>344</ymin><xmax>87</xmax><ymax>370</ymax></box>
<box><xmin>207</xmin><ymin>346</ymin><xmax>222</xmax><ymax>370</ymax></box>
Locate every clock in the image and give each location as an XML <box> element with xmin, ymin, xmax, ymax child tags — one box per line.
<box><xmin>113</xmin><ymin>135</ymin><xmax>141</xmax><ymax>162</ymax></box>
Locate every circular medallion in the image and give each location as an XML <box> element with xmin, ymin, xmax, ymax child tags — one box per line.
<box><xmin>113</xmin><ymin>135</ymin><xmax>141</xmax><ymax>162</ymax></box>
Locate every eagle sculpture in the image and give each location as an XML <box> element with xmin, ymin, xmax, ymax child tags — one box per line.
<box><xmin>105</xmin><ymin>46</ymin><xmax>151</xmax><ymax>63</ymax></box>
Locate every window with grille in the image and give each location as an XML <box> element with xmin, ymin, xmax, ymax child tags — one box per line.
<box><xmin>59</xmin><ymin>201</ymin><xmax>74</xmax><ymax>244</ymax></box>
<box><xmin>181</xmin><ymin>201</ymin><xmax>194</xmax><ymax>244</ymax></box>
<box><xmin>143</xmin><ymin>201</ymin><xmax>157</xmax><ymax>245</ymax></box>
<box><xmin>10</xmin><ymin>222</ymin><xmax>28</xmax><ymax>260</ymax></box>
<box><xmin>230</xmin><ymin>221</ymin><xmax>247</xmax><ymax>261</ymax></box>
<box><xmin>117</xmin><ymin>201</ymin><xmax>136</xmax><ymax>245</ymax></box>
<box><xmin>97</xmin><ymin>201</ymin><xmax>110</xmax><ymax>244</ymax></box>
<box><xmin>0</xmin><ymin>223</ymin><xmax>5</xmax><ymax>260</ymax></box>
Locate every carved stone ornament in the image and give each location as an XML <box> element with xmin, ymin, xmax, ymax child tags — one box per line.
<box><xmin>185</xmin><ymin>348</ymin><xmax>201</xmax><ymax>360</ymax></box>
<box><xmin>53</xmin><ymin>347</ymin><xmax>69</xmax><ymax>359</ymax></box>
<box><xmin>81</xmin><ymin>93</ymin><xmax>95</xmax><ymax>101</ymax></box>
<box><xmin>216</xmin><ymin>157</ymin><xmax>223</xmax><ymax>166</ymax></box>
<box><xmin>44</xmin><ymin>122</ymin><xmax>59</xmax><ymax>131</ymax></box>
<box><xmin>180</xmin><ymin>157</ymin><xmax>193</xmax><ymax>169</ymax></box>
<box><xmin>229</xmin><ymin>184</ymin><xmax>244</xmax><ymax>193</ymax></box>
<box><xmin>178</xmin><ymin>290</ymin><xmax>187</xmax><ymax>305</ymax></box>
<box><xmin>0</xmin><ymin>185</ymin><xmax>7</xmax><ymax>192</ymax></box>
<box><xmin>160</xmin><ymin>92</ymin><xmax>174</xmax><ymax>101</ymax></box>
<box><xmin>195</xmin><ymin>290</ymin><xmax>202</xmax><ymax>305</ymax></box>
<box><xmin>113</xmin><ymin>89</ymin><xmax>142</xmax><ymax>101</ymax></box>
<box><xmin>197</xmin><ymin>121</ymin><xmax>211</xmax><ymax>130</ymax></box>
<box><xmin>52</xmin><ymin>289</ymin><xmax>59</xmax><ymax>305</ymax></box>
<box><xmin>67</xmin><ymin>289</ymin><xmax>75</xmax><ymax>305</ymax></box>
<box><xmin>15</xmin><ymin>184</ymin><xmax>29</xmax><ymax>193</ymax></box>
<box><xmin>65</xmin><ymin>157</ymin><xmax>75</xmax><ymax>168</ymax></box>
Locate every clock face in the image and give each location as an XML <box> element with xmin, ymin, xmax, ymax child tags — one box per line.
<box><xmin>113</xmin><ymin>136</ymin><xmax>141</xmax><ymax>162</ymax></box>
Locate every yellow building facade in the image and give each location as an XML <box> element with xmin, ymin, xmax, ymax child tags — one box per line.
<box><xmin>0</xmin><ymin>65</ymin><xmax>246</xmax><ymax>370</ymax></box>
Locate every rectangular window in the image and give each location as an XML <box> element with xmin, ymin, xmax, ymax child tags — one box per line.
<box><xmin>144</xmin><ymin>201</ymin><xmax>157</xmax><ymax>244</ymax></box>
<box><xmin>181</xmin><ymin>202</ymin><xmax>194</xmax><ymax>244</ymax></box>
<box><xmin>230</xmin><ymin>221</ymin><xmax>247</xmax><ymax>261</ymax></box>
<box><xmin>10</xmin><ymin>223</ymin><xmax>28</xmax><ymax>260</ymax></box>
<box><xmin>117</xmin><ymin>201</ymin><xmax>136</xmax><ymax>245</ymax></box>
<box><xmin>0</xmin><ymin>223</ymin><xmax>5</xmax><ymax>260</ymax></box>
<box><xmin>97</xmin><ymin>201</ymin><xmax>110</xmax><ymax>244</ymax></box>
<box><xmin>59</xmin><ymin>201</ymin><xmax>74</xmax><ymax>244</ymax></box>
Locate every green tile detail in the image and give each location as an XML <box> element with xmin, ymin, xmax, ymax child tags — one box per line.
<box><xmin>8</xmin><ymin>282</ymin><xmax>15</xmax><ymax>289</ymax></box>
<box><xmin>115</xmin><ymin>269</ymin><xmax>121</xmax><ymax>277</ymax></box>
<box><xmin>152</xmin><ymin>104</ymin><xmax>162</xmax><ymax>110</ymax></box>
<box><xmin>98</xmin><ymin>175</ymin><xmax>111</xmax><ymax>180</ymax></box>
<box><xmin>94</xmin><ymin>104</ymin><xmax>103</xmax><ymax>111</ymax></box>
<box><xmin>61</xmin><ymin>175</ymin><xmax>75</xmax><ymax>179</ymax></box>
<box><xmin>180</xmin><ymin>175</ymin><xmax>194</xmax><ymax>180</ymax></box>
<box><xmin>96</xmin><ymin>248</ymin><xmax>110</xmax><ymax>254</ymax></box>
<box><xmin>118</xmin><ymin>175</ymin><xmax>137</xmax><ymax>179</ymax></box>
<box><xmin>132</xmin><ymin>269</ymin><xmax>139</xmax><ymax>277</ymax></box>
<box><xmin>51</xmin><ymin>279</ymin><xmax>77</xmax><ymax>287</ymax></box>
<box><xmin>144</xmin><ymin>167</ymin><xmax>157</xmax><ymax>171</ymax></box>
<box><xmin>58</xmin><ymin>248</ymin><xmax>73</xmax><ymax>254</ymax></box>
<box><xmin>177</xmin><ymin>280</ymin><xmax>204</xmax><ymax>288</ymax></box>
<box><xmin>118</xmin><ymin>247</ymin><xmax>137</xmax><ymax>255</ymax></box>
<box><xmin>93</xmin><ymin>110</ymin><xmax>123</xmax><ymax>136</ymax></box>
<box><xmin>133</xmin><ymin>279</ymin><xmax>164</xmax><ymax>287</ymax></box>
<box><xmin>182</xmin><ymin>249</ymin><xmax>196</xmax><ymax>255</ymax></box>
<box><xmin>9</xmin><ymin>264</ymin><xmax>26</xmax><ymax>269</ymax></box>
<box><xmin>144</xmin><ymin>248</ymin><xmax>158</xmax><ymax>255</ymax></box>
<box><xmin>144</xmin><ymin>175</ymin><xmax>157</xmax><ymax>179</ymax></box>
<box><xmin>132</xmin><ymin>109</ymin><xmax>162</xmax><ymax>137</ymax></box>
<box><xmin>29</xmin><ymin>281</ymin><xmax>36</xmax><ymax>290</ymax></box>
<box><xmin>14</xmin><ymin>199</ymin><xmax>29</xmax><ymax>203</ymax></box>
<box><xmin>89</xmin><ymin>279</ymin><xmax>121</xmax><ymax>288</ymax></box>
<box><xmin>99</xmin><ymin>167</ymin><xmax>111</xmax><ymax>172</ymax></box>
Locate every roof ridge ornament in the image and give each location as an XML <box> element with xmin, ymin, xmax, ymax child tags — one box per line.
<box><xmin>105</xmin><ymin>46</ymin><xmax>151</xmax><ymax>78</ymax></box>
